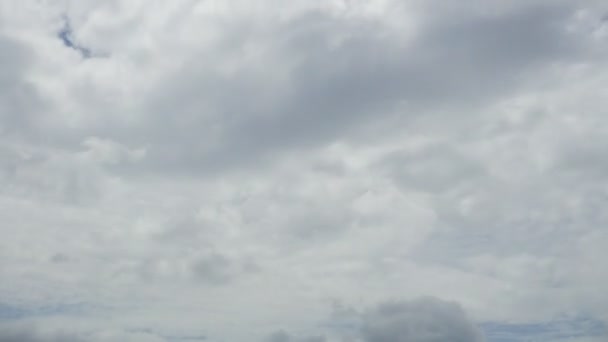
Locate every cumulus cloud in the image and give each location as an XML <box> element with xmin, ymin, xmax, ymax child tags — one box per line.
<box><xmin>87</xmin><ymin>1</ymin><xmax>588</xmax><ymax>177</ymax></box>
<box><xmin>270</xmin><ymin>297</ymin><xmax>484</xmax><ymax>342</ymax></box>
<box><xmin>360</xmin><ymin>298</ymin><xmax>484</xmax><ymax>342</ymax></box>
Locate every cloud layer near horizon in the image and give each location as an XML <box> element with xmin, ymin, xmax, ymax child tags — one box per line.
<box><xmin>1</xmin><ymin>0</ymin><xmax>608</xmax><ymax>341</ymax></box>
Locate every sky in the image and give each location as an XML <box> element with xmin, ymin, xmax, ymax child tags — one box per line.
<box><xmin>1</xmin><ymin>0</ymin><xmax>608</xmax><ymax>341</ymax></box>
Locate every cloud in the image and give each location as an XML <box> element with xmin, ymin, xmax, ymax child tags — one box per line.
<box><xmin>0</xmin><ymin>329</ymin><xmax>84</xmax><ymax>342</ymax></box>
<box><xmin>270</xmin><ymin>297</ymin><xmax>484</xmax><ymax>342</ymax></box>
<box><xmin>481</xmin><ymin>315</ymin><xmax>607</xmax><ymax>342</ymax></box>
<box><xmin>109</xmin><ymin>1</ymin><xmax>587</xmax><ymax>177</ymax></box>
<box><xmin>265</xmin><ymin>330</ymin><xmax>326</xmax><ymax>342</ymax></box>
<box><xmin>2</xmin><ymin>1</ymin><xmax>608</xmax><ymax>341</ymax></box>
<box><xmin>0</xmin><ymin>324</ymin><xmax>167</xmax><ymax>342</ymax></box>
<box><xmin>360</xmin><ymin>298</ymin><xmax>484</xmax><ymax>342</ymax></box>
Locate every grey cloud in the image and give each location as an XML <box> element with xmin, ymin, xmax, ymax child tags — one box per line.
<box><xmin>0</xmin><ymin>1</ymin><xmax>587</xmax><ymax>183</ymax></box>
<box><xmin>106</xmin><ymin>3</ymin><xmax>586</xmax><ymax>177</ymax></box>
<box><xmin>0</xmin><ymin>36</ymin><xmax>100</xmax><ymax>204</ymax></box>
<box><xmin>190</xmin><ymin>253</ymin><xmax>234</xmax><ymax>285</ymax></box>
<box><xmin>0</xmin><ymin>326</ymin><xmax>84</xmax><ymax>342</ymax></box>
<box><xmin>275</xmin><ymin>199</ymin><xmax>353</xmax><ymax>249</ymax></box>
<box><xmin>266</xmin><ymin>330</ymin><xmax>326</xmax><ymax>342</ymax></box>
<box><xmin>0</xmin><ymin>325</ymin><xmax>167</xmax><ymax>342</ymax></box>
<box><xmin>0</xmin><ymin>37</ymin><xmax>28</xmax><ymax>90</ymax></box>
<box><xmin>378</xmin><ymin>145</ymin><xmax>485</xmax><ymax>193</ymax></box>
<box><xmin>360</xmin><ymin>298</ymin><xmax>484</xmax><ymax>342</ymax></box>
<box><xmin>0</xmin><ymin>36</ymin><xmax>41</xmax><ymax>138</ymax></box>
<box><xmin>133</xmin><ymin>252</ymin><xmax>240</xmax><ymax>285</ymax></box>
<box><xmin>272</xmin><ymin>297</ymin><xmax>483</xmax><ymax>342</ymax></box>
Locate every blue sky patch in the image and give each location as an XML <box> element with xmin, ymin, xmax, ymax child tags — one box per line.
<box><xmin>58</xmin><ymin>15</ymin><xmax>92</xmax><ymax>58</ymax></box>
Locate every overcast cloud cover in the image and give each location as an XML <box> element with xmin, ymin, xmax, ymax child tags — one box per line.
<box><xmin>1</xmin><ymin>0</ymin><xmax>608</xmax><ymax>341</ymax></box>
